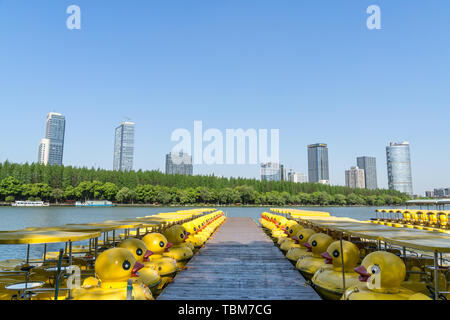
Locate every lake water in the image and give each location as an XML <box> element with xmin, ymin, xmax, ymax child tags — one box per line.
<box><xmin>0</xmin><ymin>206</ymin><xmax>387</xmax><ymax>261</ymax></box>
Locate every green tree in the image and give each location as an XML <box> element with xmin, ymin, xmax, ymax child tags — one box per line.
<box><xmin>51</xmin><ymin>188</ymin><xmax>64</xmax><ymax>203</ymax></box>
<box><xmin>0</xmin><ymin>177</ymin><xmax>22</xmax><ymax>201</ymax></box>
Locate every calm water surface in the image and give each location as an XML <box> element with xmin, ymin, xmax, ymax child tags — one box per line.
<box><xmin>0</xmin><ymin>206</ymin><xmax>388</xmax><ymax>261</ymax></box>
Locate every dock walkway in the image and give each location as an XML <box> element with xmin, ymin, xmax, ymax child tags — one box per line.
<box><xmin>158</xmin><ymin>217</ymin><xmax>320</xmax><ymax>300</ymax></box>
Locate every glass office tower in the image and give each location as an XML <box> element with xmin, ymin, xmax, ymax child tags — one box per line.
<box><xmin>386</xmin><ymin>142</ymin><xmax>413</xmax><ymax>195</ymax></box>
<box><xmin>113</xmin><ymin>121</ymin><xmax>135</xmax><ymax>171</ymax></box>
<box><xmin>357</xmin><ymin>156</ymin><xmax>378</xmax><ymax>190</ymax></box>
<box><xmin>261</xmin><ymin>162</ymin><xmax>284</xmax><ymax>181</ymax></box>
<box><xmin>307</xmin><ymin>143</ymin><xmax>329</xmax><ymax>184</ymax></box>
<box><xmin>38</xmin><ymin>112</ymin><xmax>65</xmax><ymax>166</ymax></box>
<box><xmin>166</xmin><ymin>151</ymin><xmax>193</xmax><ymax>175</ymax></box>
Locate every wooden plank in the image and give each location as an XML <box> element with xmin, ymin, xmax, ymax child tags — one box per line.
<box><xmin>158</xmin><ymin>217</ymin><xmax>320</xmax><ymax>300</ymax></box>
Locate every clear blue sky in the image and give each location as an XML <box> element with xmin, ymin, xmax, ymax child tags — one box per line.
<box><xmin>0</xmin><ymin>0</ymin><xmax>449</xmax><ymax>195</ymax></box>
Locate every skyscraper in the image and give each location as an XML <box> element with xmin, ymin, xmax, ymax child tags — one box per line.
<box><xmin>113</xmin><ymin>121</ymin><xmax>135</xmax><ymax>171</ymax></box>
<box><xmin>307</xmin><ymin>143</ymin><xmax>329</xmax><ymax>184</ymax></box>
<box><xmin>38</xmin><ymin>112</ymin><xmax>66</xmax><ymax>166</ymax></box>
<box><xmin>38</xmin><ymin>138</ymin><xmax>50</xmax><ymax>165</ymax></box>
<box><xmin>345</xmin><ymin>166</ymin><xmax>365</xmax><ymax>189</ymax></box>
<box><xmin>386</xmin><ymin>141</ymin><xmax>413</xmax><ymax>195</ymax></box>
<box><xmin>261</xmin><ymin>162</ymin><xmax>284</xmax><ymax>181</ymax></box>
<box><xmin>280</xmin><ymin>164</ymin><xmax>286</xmax><ymax>181</ymax></box>
<box><xmin>166</xmin><ymin>151</ymin><xmax>193</xmax><ymax>175</ymax></box>
<box><xmin>357</xmin><ymin>156</ymin><xmax>378</xmax><ymax>190</ymax></box>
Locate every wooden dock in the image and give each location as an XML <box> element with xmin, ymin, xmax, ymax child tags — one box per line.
<box><xmin>158</xmin><ymin>217</ymin><xmax>320</xmax><ymax>300</ymax></box>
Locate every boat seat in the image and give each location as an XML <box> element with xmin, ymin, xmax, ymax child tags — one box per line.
<box><xmin>20</xmin><ymin>266</ymin><xmax>35</xmax><ymax>272</ymax></box>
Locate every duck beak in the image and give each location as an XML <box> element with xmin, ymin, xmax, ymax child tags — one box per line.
<box><xmin>165</xmin><ymin>242</ymin><xmax>173</xmax><ymax>252</ymax></box>
<box><xmin>303</xmin><ymin>243</ymin><xmax>312</xmax><ymax>252</ymax></box>
<box><xmin>281</xmin><ymin>226</ymin><xmax>286</xmax><ymax>230</ymax></box>
<box><xmin>143</xmin><ymin>250</ymin><xmax>153</xmax><ymax>261</ymax></box>
<box><xmin>131</xmin><ymin>262</ymin><xmax>144</xmax><ymax>277</ymax></box>
<box><xmin>292</xmin><ymin>236</ymin><xmax>299</xmax><ymax>244</ymax></box>
<box><xmin>354</xmin><ymin>265</ymin><xmax>371</xmax><ymax>282</ymax></box>
<box><xmin>321</xmin><ymin>252</ymin><xmax>333</xmax><ymax>264</ymax></box>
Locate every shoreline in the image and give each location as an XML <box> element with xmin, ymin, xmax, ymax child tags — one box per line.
<box><xmin>0</xmin><ymin>202</ymin><xmax>407</xmax><ymax>208</ymax></box>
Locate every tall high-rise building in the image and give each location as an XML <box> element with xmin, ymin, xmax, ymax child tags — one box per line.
<box><xmin>113</xmin><ymin>121</ymin><xmax>135</xmax><ymax>171</ymax></box>
<box><xmin>345</xmin><ymin>166</ymin><xmax>365</xmax><ymax>189</ymax></box>
<box><xmin>357</xmin><ymin>156</ymin><xmax>378</xmax><ymax>190</ymax></box>
<box><xmin>38</xmin><ymin>112</ymin><xmax>66</xmax><ymax>165</ymax></box>
<box><xmin>386</xmin><ymin>141</ymin><xmax>413</xmax><ymax>195</ymax></box>
<box><xmin>38</xmin><ymin>138</ymin><xmax>50</xmax><ymax>165</ymax></box>
<box><xmin>261</xmin><ymin>162</ymin><xmax>284</xmax><ymax>181</ymax></box>
<box><xmin>307</xmin><ymin>143</ymin><xmax>329</xmax><ymax>184</ymax></box>
<box><xmin>288</xmin><ymin>170</ymin><xmax>308</xmax><ymax>183</ymax></box>
<box><xmin>166</xmin><ymin>151</ymin><xmax>193</xmax><ymax>175</ymax></box>
<box><xmin>280</xmin><ymin>164</ymin><xmax>286</xmax><ymax>181</ymax></box>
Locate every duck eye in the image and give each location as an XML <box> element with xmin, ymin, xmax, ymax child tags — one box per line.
<box><xmin>289</xmin><ymin>230</ymin><xmax>293</xmax><ymax>234</ymax></box>
<box><xmin>299</xmin><ymin>235</ymin><xmax>304</xmax><ymax>240</ymax></box>
<box><xmin>332</xmin><ymin>250</ymin><xmax>339</xmax><ymax>258</ymax></box>
<box><xmin>180</xmin><ymin>233</ymin><xmax>184</xmax><ymax>238</ymax></box>
<box><xmin>194</xmin><ymin>228</ymin><xmax>197</xmax><ymax>231</ymax></box>
<box><xmin>159</xmin><ymin>241</ymin><xmax>164</xmax><ymax>248</ymax></box>
<box><xmin>370</xmin><ymin>265</ymin><xmax>381</xmax><ymax>274</ymax></box>
<box><xmin>312</xmin><ymin>241</ymin><xmax>317</xmax><ymax>247</ymax></box>
<box><xmin>184</xmin><ymin>230</ymin><xmax>187</xmax><ymax>235</ymax></box>
<box><xmin>136</xmin><ymin>248</ymin><xmax>143</xmax><ymax>256</ymax></box>
<box><xmin>122</xmin><ymin>260</ymin><xmax>131</xmax><ymax>271</ymax></box>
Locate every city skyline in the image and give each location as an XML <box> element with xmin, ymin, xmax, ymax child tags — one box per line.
<box><xmin>1</xmin><ymin>1</ymin><xmax>449</xmax><ymax>195</ymax></box>
<box><xmin>0</xmin><ymin>109</ymin><xmax>441</xmax><ymax>196</ymax></box>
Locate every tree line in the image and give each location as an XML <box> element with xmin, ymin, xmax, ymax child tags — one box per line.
<box><xmin>0</xmin><ymin>161</ymin><xmax>409</xmax><ymax>206</ymax></box>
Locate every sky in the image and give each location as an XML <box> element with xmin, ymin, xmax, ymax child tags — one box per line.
<box><xmin>0</xmin><ymin>0</ymin><xmax>449</xmax><ymax>195</ymax></box>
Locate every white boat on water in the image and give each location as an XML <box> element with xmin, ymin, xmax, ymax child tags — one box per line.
<box><xmin>12</xmin><ymin>201</ymin><xmax>50</xmax><ymax>207</ymax></box>
<box><xmin>75</xmin><ymin>200</ymin><xmax>115</xmax><ymax>207</ymax></box>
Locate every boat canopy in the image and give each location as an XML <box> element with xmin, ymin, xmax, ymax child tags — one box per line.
<box><xmin>270</xmin><ymin>208</ymin><xmax>331</xmax><ymax>217</ymax></box>
<box><xmin>0</xmin><ymin>230</ymin><xmax>101</xmax><ymax>245</ymax></box>
<box><xmin>293</xmin><ymin>216</ymin><xmax>450</xmax><ymax>253</ymax></box>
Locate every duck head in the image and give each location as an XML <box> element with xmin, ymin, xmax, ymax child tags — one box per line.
<box><xmin>321</xmin><ymin>240</ymin><xmax>359</xmax><ymax>272</ymax></box>
<box><xmin>303</xmin><ymin>233</ymin><xmax>333</xmax><ymax>257</ymax></box>
<box><xmin>354</xmin><ymin>251</ymin><xmax>406</xmax><ymax>293</ymax></box>
<box><xmin>287</xmin><ymin>223</ymin><xmax>304</xmax><ymax>239</ymax></box>
<box><xmin>164</xmin><ymin>225</ymin><xmax>189</xmax><ymax>245</ymax></box>
<box><xmin>284</xmin><ymin>220</ymin><xmax>298</xmax><ymax>235</ymax></box>
<box><xmin>277</xmin><ymin>217</ymin><xmax>288</xmax><ymax>229</ymax></box>
<box><xmin>118</xmin><ymin>238</ymin><xmax>153</xmax><ymax>262</ymax></box>
<box><xmin>142</xmin><ymin>233</ymin><xmax>172</xmax><ymax>255</ymax></box>
<box><xmin>95</xmin><ymin>248</ymin><xmax>144</xmax><ymax>283</ymax></box>
<box><xmin>183</xmin><ymin>221</ymin><xmax>197</xmax><ymax>235</ymax></box>
<box><xmin>292</xmin><ymin>228</ymin><xmax>315</xmax><ymax>245</ymax></box>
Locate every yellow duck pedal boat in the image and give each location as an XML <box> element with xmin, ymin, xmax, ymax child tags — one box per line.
<box><xmin>72</xmin><ymin>248</ymin><xmax>153</xmax><ymax>300</ymax></box>
<box><xmin>296</xmin><ymin>233</ymin><xmax>333</xmax><ymax>280</ymax></box>
<box><xmin>117</xmin><ymin>238</ymin><xmax>162</xmax><ymax>290</ymax></box>
<box><xmin>311</xmin><ymin>240</ymin><xmax>361</xmax><ymax>300</ymax></box>
<box><xmin>141</xmin><ymin>233</ymin><xmax>178</xmax><ymax>277</ymax></box>
<box><xmin>342</xmin><ymin>251</ymin><xmax>431</xmax><ymax>300</ymax></box>
<box><xmin>163</xmin><ymin>225</ymin><xmax>194</xmax><ymax>261</ymax></box>
<box><xmin>286</xmin><ymin>229</ymin><xmax>316</xmax><ymax>262</ymax></box>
